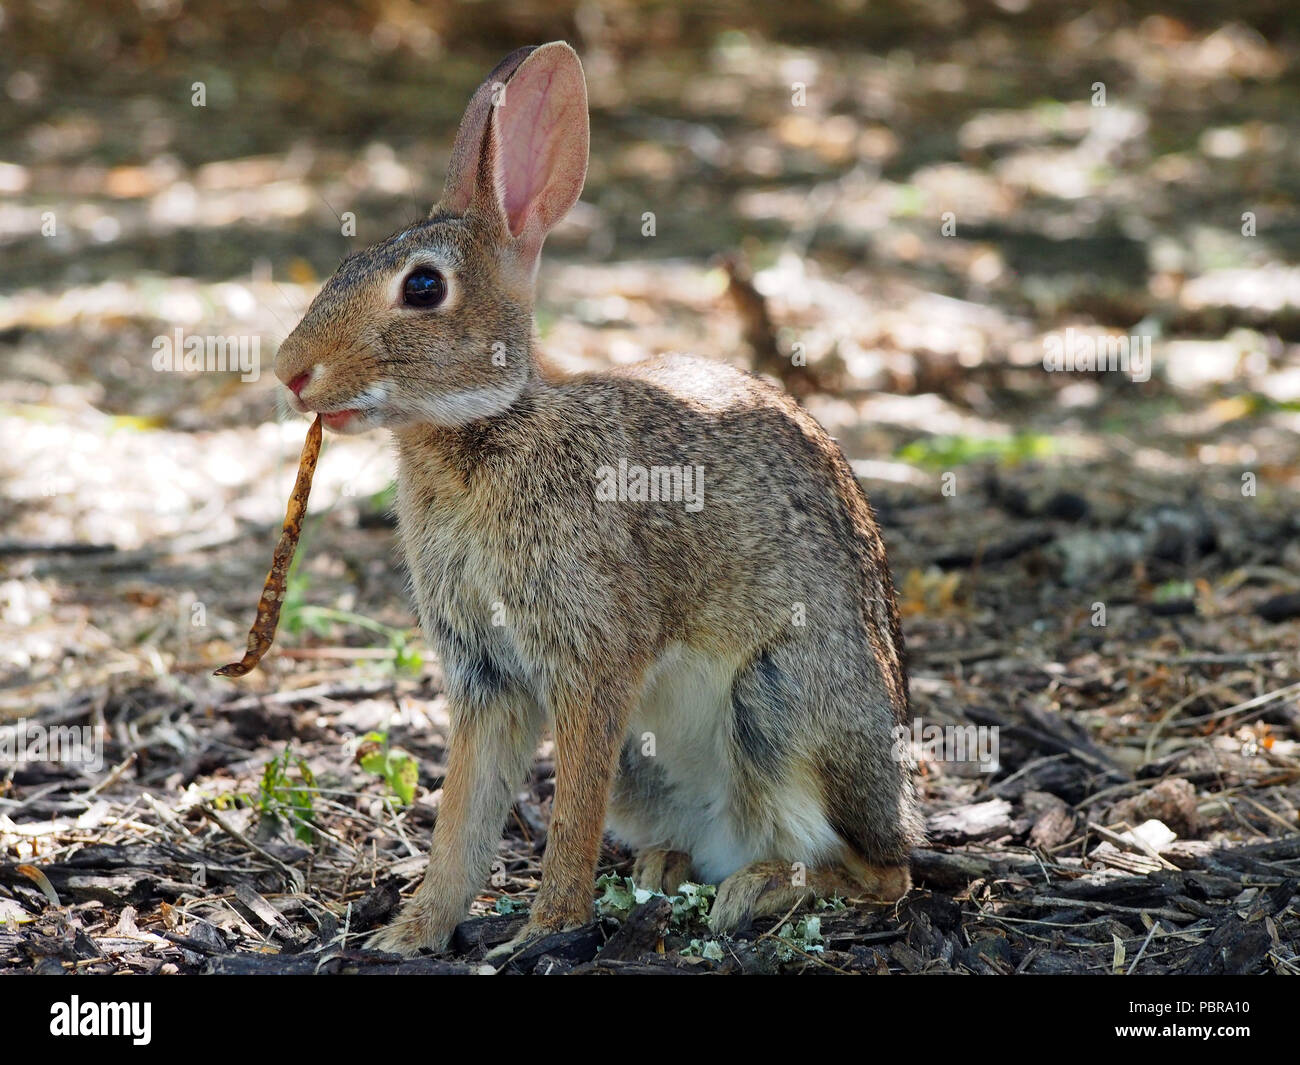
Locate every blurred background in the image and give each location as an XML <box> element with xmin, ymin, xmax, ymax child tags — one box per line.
<box><xmin>2</xmin><ymin>0</ymin><xmax>1299</xmax><ymax>972</ymax></box>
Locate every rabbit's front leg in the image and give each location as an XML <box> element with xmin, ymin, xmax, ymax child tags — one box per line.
<box><xmin>370</xmin><ymin>698</ymin><xmax>540</xmax><ymax>957</ymax></box>
<box><xmin>488</xmin><ymin>670</ymin><xmax>639</xmax><ymax>958</ymax></box>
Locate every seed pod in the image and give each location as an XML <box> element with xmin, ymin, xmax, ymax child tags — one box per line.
<box><xmin>214</xmin><ymin>415</ymin><xmax>323</xmax><ymax>678</ymax></box>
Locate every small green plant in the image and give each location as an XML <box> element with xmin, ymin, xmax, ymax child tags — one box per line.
<box><xmin>388</xmin><ymin>632</ymin><xmax>424</xmax><ymax>675</ymax></box>
<box><xmin>1242</xmin><ymin>393</ymin><xmax>1300</xmax><ymax>416</ymax></box>
<box><xmin>357</xmin><ymin>731</ymin><xmax>419</xmax><ymax>806</ymax></box>
<box><xmin>668</xmin><ymin>881</ymin><xmax>715</xmax><ymax>924</ymax></box>
<box><xmin>1154</xmin><ymin>579</ymin><xmax>1195</xmax><ymax>603</ymax></box>
<box><xmin>896</xmin><ymin>432</ymin><xmax>1055</xmax><ymax>470</ymax></box>
<box><xmin>593</xmin><ymin>874</ymin><xmax>716</xmax><ymax>928</ymax></box>
<box><xmin>593</xmin><ymin>873</ymin><xmax>643</xmax><ymax>919</ymax></box>
<box><xmin>681</xmin><ymin>939</ymin><xmax>726</xmax><ymax>961</ymax></box>
<box><xmin>256</xmin><ymin>746</ymin><xmax>319</xmax><ymax>845</ymax></box>
<box><xmin>771</xmin><ymin>914</ymin><xmax>825</xmax><ymax>960</ymax></box>
<box><xmin>280</xmin><ymin>562</ymin><xmax>423</xmax><ymax>676</ymax></box>
<box><xmin>494</xmin><ymin>896</ymin><xmax>529</xmax><ymax>915</ymax></box>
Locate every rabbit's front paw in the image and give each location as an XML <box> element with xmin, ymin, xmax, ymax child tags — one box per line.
<box><xmin>366</xmin><ymin>904</ymin><xmax>456</xmax><ymax>957</ymax></box>
<box><xmin>484</xmin><ymin>888</ymin><xmax>593</xmax><ymax>961</ymax></box>
<box><xmin>484</xmin><ymin>917</ymin><xmax>583</xmax><ymax>963</ymax></box>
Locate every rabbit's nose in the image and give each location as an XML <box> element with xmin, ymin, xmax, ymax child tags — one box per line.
<box><xmin>286</xmin><ymin>371</ymin><xmax>311</xmax><ymax>397</ymax></box>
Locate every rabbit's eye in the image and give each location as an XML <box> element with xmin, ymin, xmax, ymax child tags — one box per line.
<box><xmin>402</xmin><ymin>267</ymin><xmax>447</xmax><ymax>308</ymax></box>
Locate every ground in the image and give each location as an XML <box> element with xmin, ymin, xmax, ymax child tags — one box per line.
<box><xmin>1</xmin><ymin>1</ymin><xmax>1298</xmax><ymax>974</ymax></box>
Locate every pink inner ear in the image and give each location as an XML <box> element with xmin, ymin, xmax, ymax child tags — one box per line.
<box><xmin>495</xmin><ymin>58</ymin><xmax>583</xmax><ymax>238</ymax></box>
<box><xmin>441</xmin><ymin>46</ymin><xmax>534</xmax><ymax>214</ymax></box>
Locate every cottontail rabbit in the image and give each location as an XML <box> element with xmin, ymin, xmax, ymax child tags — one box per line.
<box><xmin>273</xmin><ymin>41</ymin><xmax>921</xmax><ymax>957</ymax></box>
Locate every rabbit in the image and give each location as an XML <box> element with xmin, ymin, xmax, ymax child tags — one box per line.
<box><xmin>272</xmin><ymin>41</ymin><xmax>922</xmax><ymax>958</ymax></box>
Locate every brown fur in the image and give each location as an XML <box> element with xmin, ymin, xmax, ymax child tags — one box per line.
<box><xmin>632</xmin><ymin>848</ymin><xmax>695</xmax><ymax>896</ymax></box>
<box><xmin>708</xmin><ymin>858</ymin><xmax>910</xmax><ymax>933</ymax></box>
<box><xmin>271</xmin><ymin>43</ymin><xmax>921</xmax><ymax>959</ymax></box>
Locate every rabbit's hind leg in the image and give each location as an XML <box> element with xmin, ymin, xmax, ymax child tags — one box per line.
<box><xmin>705</xmin><ymin>637</ymin><xmax>916</xmax><ymax>934</ymax></box>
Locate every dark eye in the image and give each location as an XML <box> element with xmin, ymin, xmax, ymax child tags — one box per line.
<box><xmin>402</xmin><ymin>267</ymin><xmax>447</xmax><ymax>308</ymax></box>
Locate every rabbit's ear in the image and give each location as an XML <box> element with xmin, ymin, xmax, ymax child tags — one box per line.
<box><xmin>469</xmin><ymin>42</ymin><xmax>589</xmax><ymax>269</ymax></box>
<box><xmin>440</xmin><ymin>45</ymin><xmax>536</xmax><ymax>214</ymax></box>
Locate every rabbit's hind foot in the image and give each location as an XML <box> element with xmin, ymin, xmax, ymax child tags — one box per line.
<box><xmin>707</xmin><ymin>858</ymin><xmax>910</xmax><ymax>934</ymax></box>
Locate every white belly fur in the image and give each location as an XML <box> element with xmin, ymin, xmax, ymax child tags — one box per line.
<box><xmin>606</xmin><ymin>643</ymin><xmax>843</xmax><ymax>882</ymax></box>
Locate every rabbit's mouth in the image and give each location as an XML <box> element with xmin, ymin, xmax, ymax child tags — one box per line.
<box><xmin>287</xmin><ymin>394</ymin><xmax>374</xmax><ymax>433</ymax></box>
<box><xmin>286</xmin><ymin>381</ymin><xmax>391</xmax><ymax>434</ymax></box>
<box><xmin>313</xmin><ymin>404</ymin><xmax>389</xmax><ymax>435</ymax></box>
<box><xmin>321</xmin><ymin>409</ymin><xmax>363</xmax><ymax>432</ymax></box>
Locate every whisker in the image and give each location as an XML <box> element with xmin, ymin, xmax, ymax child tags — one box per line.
<box><xmin>273</xmin><ymin>280</ymin><xmax>304</xmax><ymax>318</ymax></box>
<box><xmin>257</xmin><ymin>298</ymin><xmax>294</xmax><ymax>338</ymax></box>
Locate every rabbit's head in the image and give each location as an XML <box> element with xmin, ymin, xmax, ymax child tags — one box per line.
<box><xmin>273</xmin><ymin>43</ymin><xmax>589</xmax><ymax>434</ymax></box>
